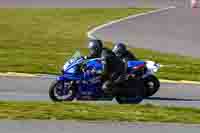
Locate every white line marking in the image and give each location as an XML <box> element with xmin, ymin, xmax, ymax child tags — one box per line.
<box><xmin>87</xmin><ymin>6</ymin><xmax>176</xmax><ymax>39</ymax></box>
<box><xmin>0</xmin><ymin>92</ymin><xmax>46</xmax><ymax>97</ymax></box>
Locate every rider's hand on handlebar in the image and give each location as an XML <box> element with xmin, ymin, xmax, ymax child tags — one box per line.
<box><xmin>84</xmin><ymin>56</ymin><xmax>88</xmax><ymax>59</ymax></box>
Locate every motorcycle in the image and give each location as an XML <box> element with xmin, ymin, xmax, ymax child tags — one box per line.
<box><xmin>49</xmin><ymin>50</ymin><xmax>146</xmax><ymax>104</ymax></box>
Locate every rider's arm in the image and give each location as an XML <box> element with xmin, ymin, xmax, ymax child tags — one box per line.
<box><xmin>127</xmin><ymin>51</ymin><xmax>137</xmax><ymax>60</ymax></box>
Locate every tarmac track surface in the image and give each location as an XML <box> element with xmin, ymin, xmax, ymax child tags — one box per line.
<box><xmin>90</xmin><ymin>7</ymin><xmax>200</xmax><ymax>58</ymax></box>
<box><xmin>0</xmin><ymin>121</ymin><xmax>200</xmax><ymax>133</ymax></box>
<box><xmin>1</xmin><ymin>76</ymin><xmax>200</xmax><ymax>108</ymax></box>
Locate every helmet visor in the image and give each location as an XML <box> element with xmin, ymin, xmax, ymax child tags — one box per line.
<box><xmin>88</xmin><ymin>42</ymin><xmax>98</xmax><ymax>56</ymax></box>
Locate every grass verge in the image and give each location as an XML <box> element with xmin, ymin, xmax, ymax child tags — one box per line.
<box><xmin>0</xmin><ymin>101</ymin><xmax>200</xmax><ymax>124</ymax></box>
<box><xmin>0</xmin><ymin>9</ymin><xmax>200</xmax><ymax>81</ymax></box>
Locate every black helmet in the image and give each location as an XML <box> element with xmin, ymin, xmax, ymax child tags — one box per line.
<box><xmin>88</xmin><ymin>39</ymin><xmax>103</xmax><ymax>57</ymax></box>
<box><xmin>112</xmin><ymin>42</ymin><xmax>127</xmax><ymax>57</ymax></box>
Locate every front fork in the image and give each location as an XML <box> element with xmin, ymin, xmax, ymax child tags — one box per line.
<box><xmin>56</xmin><ymin>75</ymin><xmax>76</xmax><ymax>93</ymax></box>
<box><xmin>142</xmin><ymin>70</ymin><xmax>154</xmax><ymax>79</ymax></box>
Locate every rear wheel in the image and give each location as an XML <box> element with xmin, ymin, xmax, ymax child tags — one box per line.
<box><xmin>144</xmin><ymin>75</ymin><xmax>160</xmax><ymax>97</ymax></box>
<box><xmin>49</xmin><ymin>80</ymin><xmax>76</xmax><ymax>102</ymax></box>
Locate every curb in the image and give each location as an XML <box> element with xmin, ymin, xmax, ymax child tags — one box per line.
<box><xmin>160</xmin><ymin>79</ymin><xmax>200</xmax><ymax>85</ymax></box>
<box><xmin>1</xmin><ymin>72</ymin><xmax>200</xmax><ymax>85</ymax></box>
<box><xmin>0</xmin><ymin>72</ymin><xmax>38</xmax><ymax>77</ymax></box>
<box><xmin>87</xmin><ymin>6</ymin><xmax>176</xmax><ymax>39</ymax></box>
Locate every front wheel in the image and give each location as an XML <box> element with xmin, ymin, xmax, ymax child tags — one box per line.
<box><xmin>49</xmin><ymin>80</ymin><xmax>76</xmax><ymax>102</ymax></box>
<box><xmin>143</xmin><ymin>75</ymin><xmax>160</xmax><ymax>97</ymax></box>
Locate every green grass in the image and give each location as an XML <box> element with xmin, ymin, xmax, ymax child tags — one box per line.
<box><xmin>0</xmin><ymin>101</ymin><xmax>200</xmax><ymax>124</ymax></box>
<box><xmin>0</xmin><ymin>8</ymin><xmax>200</xmax><ymax>81</ymax></box>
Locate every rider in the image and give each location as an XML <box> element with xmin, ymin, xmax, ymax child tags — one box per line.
<box><xmin>86</xmin><ymin>39</ymin><xmax>126</xmax><ymax>94</ymax></box>
<box><xmin>112</xmin><ymin>42</ymin><xmax>137</xmax><ymax>62</ymax></box>
<box><xmin>101</xmin><ymin>47</ymin><xmax>126</xmax><ymax>94</ymax></box>
<box><xmin>86</xmin><ymin>39</ymin><xmax>103</xmax><ymax>59</ymax></box>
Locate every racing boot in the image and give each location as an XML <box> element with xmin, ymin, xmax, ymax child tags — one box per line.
<box><xmin>102</xmin><ymin>80</ymin><xmax>113</xmax><ymax>96</ymax></box>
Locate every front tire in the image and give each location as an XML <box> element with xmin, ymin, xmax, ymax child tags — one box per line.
<box><xmin>144</xmin><ymin>75</ymin><xmax>160</xmax><ymax>97</ymax></box>
<box><xmin>49</xmin><ymin>80</ymin><xmax>76</xmax><ymax>102</ymax></box>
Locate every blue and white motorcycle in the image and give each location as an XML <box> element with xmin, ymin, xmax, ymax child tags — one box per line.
<box><xmin>49</xmin><ymin>50</ymin><xmax>160</xmax><ymax>103</ymax></box>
